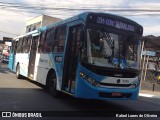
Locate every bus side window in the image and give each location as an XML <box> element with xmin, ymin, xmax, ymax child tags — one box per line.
<box><xmin>21</xmin><ymin>38</ymin><xmax>24</xmax><ymax>53</ymax></box>
<box><xmin>21</xmin><ymin>37</ymin><xmax>26</xmax><ymax>53</ymax></box>
<box><xmin>44</xmin><ymin>28</ymin><xmax>54</xmax><ymax>53</ymax></box>
<box><xmin>13</xmin><ymin>41</ymin><xmax>17</xmax><ymax>53</ymax></box>
<box><xmin>75</xmin><ymin>28</ymin><xmax>82</xmax><ymax>52</ymax></box>
<box><xmin>32</xmin><ymin>36</ymin><xmax>38</xmax><ymax>50</ymax></box>
<box><xmin>16</xmin><ymin>38</ymin><xmax>22</xmax><ymax>53</ymax></box>
<box><xmin>22</xmin><ymin>36</ymin><xmax>29</xmax><ymax>53</ymax></box>
<box><xmin>27</xmin><ymin>36</ymin><xmax>32</xmax><ymax>53</ymax></box>
<box><xmin>15</xmin><ymin>41</ymin><xmax>18</xmax><ymax>53</ymax></box>
<box><xmin>38</xmin><ymin>31</ymin><xmax>46</xmax><ymax>53</ymax></box>
<box><xmin>16</xmin><ymin>41</ymin><xmax>19</xmax><ymax>53</ymax></box>
<box><xmin>19</xmin><ymin>38</ymin><xmax>24</xmax><ymax>53</ymax></box>
<box><xmin>53</xmin><ymin>26</ymin><xmax>66</xmax><ymax>53</ymax></box>
<box><xmin>23</xmin><ymin>36</ymin><xmax>28</xmax><ymax>53</ymax></box>
<box><xmin>11</xmin><ymin>41</ymin><xmax>16</xmax><ymax>53</ymax></box>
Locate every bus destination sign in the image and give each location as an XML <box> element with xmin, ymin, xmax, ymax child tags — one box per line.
<box><xmin>97</xmin><ymin>17</ymin><xmax>135</xmax><ymax>32</ymax></box>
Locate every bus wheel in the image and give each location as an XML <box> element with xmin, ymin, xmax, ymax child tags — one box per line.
<box><xmin>16</xmin><ymin>64</ymin><xmax>22</xmax><ymax>79</ymax></box>
<box><xmin>49</xmin><ymin>73</ymin><xmax>60</xmax><ymax>98</ymax></box>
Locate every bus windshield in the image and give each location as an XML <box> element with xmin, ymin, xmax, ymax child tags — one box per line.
<box><xmin>81</xmin><ymin>28</ymin><xmax>141</xmax><ymax>69</ymax></box>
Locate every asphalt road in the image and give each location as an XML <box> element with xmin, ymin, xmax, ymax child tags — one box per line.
<box><xmin>0</xmin><ymin>62</ymin><xmax>160</xmax><ymax>119</ymax></box>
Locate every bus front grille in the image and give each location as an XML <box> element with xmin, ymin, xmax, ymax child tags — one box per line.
<box><xmin>99</xmin><ymin>82</ymin><xmax>132</xmax><ymax>87</ymax></box>
<box><xmin>81</xmin><ymin>61</ymin><xmax>139</xmax><ymax>78</ymax></box>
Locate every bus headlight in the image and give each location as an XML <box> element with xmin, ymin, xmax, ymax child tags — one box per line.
<box><xmin>80</xmin><ymin>72</ymin><xmax>100</xmax><ymax>87</ymax></box>
<box><xmin>131</xmin><ymin>75</ymin><xmax>141</xmax><ymax>88</ymax></box>
<box><xmin>131</xmin><ymin>81</ymin><xmax>140</xmax><ymax>88</ymax></box>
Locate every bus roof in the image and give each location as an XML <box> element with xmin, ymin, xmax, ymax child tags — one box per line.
<box><xmin>39</xmin><ymin>12</ymin><xmax>142</xmax><ymax>32</ymax></box>
<box><xmin>13</xmin><ymin>30</ymin><xmax>39</xmax><ymax>41</ymax></box>
<box><xmin>39</xmin><ymin>12</ymin><xmax>88</xmax><ymax>31</ymax></box>
<box><xmin>13</xmin><ymin>12</ymin><xmax>143</xmax><ymax>40</ymax></box>
<box><xmin>13</xmin><ymin>35</ymin><xmax>26</xmax><ymax>41</ymax></box>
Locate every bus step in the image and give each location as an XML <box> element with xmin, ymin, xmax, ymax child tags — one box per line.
<box><xmin>61</xmin><ymin>90</ymin><xmax>74</xmax><ymax>96</ymax></box>
<box><xmin>64</xmin><ymin>87</ymin><xmax>75</xmax><ymax>94</ymax></box>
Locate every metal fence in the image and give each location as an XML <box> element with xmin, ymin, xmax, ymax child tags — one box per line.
<box><xmin>141</xmin><ymin>55</ymin><xmax>160</xmax><ymax>84</ymax></box>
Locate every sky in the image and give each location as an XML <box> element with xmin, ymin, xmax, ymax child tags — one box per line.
<box><xmin>0</xmin><ymin>0</ymin><xmax>160</xmax><ymax>40</ymax></box>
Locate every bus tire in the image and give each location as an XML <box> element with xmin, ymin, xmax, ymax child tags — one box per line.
<box><xmin>48</xmin><ymin>72</ymin><xmax>60</xmax><ymax>98</ymax></box>
<box><xmin>16</xmin><ymin>64</ymin><xmax>22</xmax><ymax>79</ymax></box>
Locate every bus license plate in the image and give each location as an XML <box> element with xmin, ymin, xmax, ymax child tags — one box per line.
<box><xmin>112</xmin><ymin>92</ymin><xmax>122</xmax><ymax>97</ymax></box>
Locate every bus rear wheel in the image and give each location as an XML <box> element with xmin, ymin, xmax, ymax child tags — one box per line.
<box><xmin>48</xmin><ymin>73</ymin><xmax>60</xmax><ymax>98</ymax></box>
<box><xmin>16</xmin><ymin>64</ymin><xmax>22</xmax><ymax>79</ymax></box>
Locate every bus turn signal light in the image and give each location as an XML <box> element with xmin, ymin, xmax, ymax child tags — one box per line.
<box><xmin>80</xmin><ymin>72</ymin><xmax>100</xmax><ymax>87</ymax></box>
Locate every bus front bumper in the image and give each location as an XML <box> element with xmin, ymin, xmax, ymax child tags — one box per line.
<box><xmin>75</xmin><ymin>77</ymin><xmax>140</xmax><ymax>100</ymax></box>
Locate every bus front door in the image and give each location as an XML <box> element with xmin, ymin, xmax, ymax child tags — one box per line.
<box><xmin>62</xmin><ymin>25</ymin><xmax>82</xmax><ymax>94</ymax></box>
<box><xmin>28</xmin><ymin>36</ymin><xmax>38</xmax><ymax>80</ymax></box>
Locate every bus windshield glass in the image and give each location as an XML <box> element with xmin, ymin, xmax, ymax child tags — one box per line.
<box><xmin>81</xmin><ymin>28</ymin><xmax>141</xmax><ymax>69</ymax></box>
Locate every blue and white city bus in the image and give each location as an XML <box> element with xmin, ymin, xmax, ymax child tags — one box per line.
<box><xmin>8</xmin><ymin>12</ymin><xmax>143</xmax><ymax>100</ymax></box>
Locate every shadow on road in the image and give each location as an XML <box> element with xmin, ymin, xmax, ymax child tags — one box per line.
<box><xmin>0</xmin><ymin>62</ymin><xmax>132</xmax><ymax>112</ymax></box>
<box><xmin>59</xmin><ymin>94</ymin><xmax>131</xmax><ymax>111</ymax></box>
<box><xmin>0</xmin><ymin>62</ymin><xmax>136</xmax><ymax>112</ymax></box>
<box><xmin>0</xmin><ymin>87</ymin><xmax>131</xmax><ymax>112</ymax></box>
<box><xmin>21</xmin><ymin>79</ymin><xmax>132</xmax><ymax>111</ymax></box>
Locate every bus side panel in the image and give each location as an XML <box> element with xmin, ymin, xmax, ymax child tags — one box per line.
<box><xmin>49</xmin><ymin>54</ymin><xmax>64</xmax><ymax>91</ymax></box>
<box><xmin>34</xmin><ymin>54</ymin><xmax>52</xmax><ymax>85</ymax></box>
<box><xmin>34</xmin><ymin>53</ymin><xmax>63</xmax><ymax>91</ymax></box>
<box><xmin>13</xmin><ymin>55</ymin><xmax>17</xmax><ymax>72</ymax></box>
<box><xmin>15</xmin><ymin>53</ymin><xmax>29</xmax><ymax>77</ymax></box>
<box><xmin>8</xmin><ymin>52</ymin><xmax>14</xmax><ymax>70</ymax></box>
